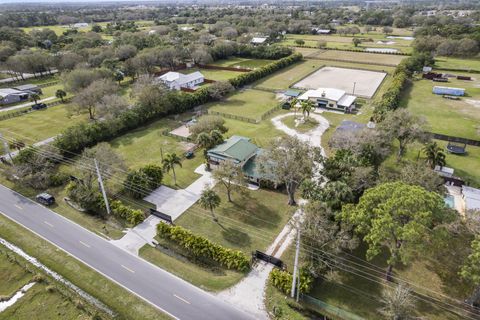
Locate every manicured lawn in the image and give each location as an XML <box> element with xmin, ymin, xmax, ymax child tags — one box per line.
<box><xmin>401</xmin><ymin>76</ymin><xmax>480</xmax><ymax>140</ymax></box>
<box><xmin>0</xmin><ymin>252</ymin><xmax>32</xmax><ymax>297</ymax></box>
<box><xmin>308</xmin><ymin>50</ymin><xmax>406</xmax><ymax>66</ymax></box>
<box><xmin>222</xmin><ymin>112</ymin><xmax>288</xmax><ymax>147</ymax></box>
<box><xmin>0</xmin><ymin>283</ymin><xmax>91</xmax><ymax>320</ymax></box>
<box><xmin>207</xmin><ymin>89</ymin><xmax>280</xmax><ymax>121</ymax></box>
<box><xmin>176</xmin><ymin>186</ymin><xmax>296</xmax><ymax>255</ymax></box>
<box><xmin>210</xmin><ymin>57</ymin><xmax>272</xmax><ymax>69</ymax></box>
<box><xmin>180</xmin><ymin>67</ymin><xmax>244</xmax><ymax>81</ymax></box>
<box><xmin>0</xmin><ymin>103</ymin><xmax>86</xmax><ymax>141</ymax></box>
<box><xmin>282</xmin><ymin>115</ymin><xmax>319</xmax><ymax>133</ymax></box>
<box><xmin>139</xmin><ymin>245</ymin><xmax>245</xmax><ymax>291</ymax></box>
<box><xmin>108</xmin><ymin>117</ymin><xmax>203</xmax><ymax>189</ymax></box>
<box><xmin>254</xmin><ymin>60</ymin><xmax>323</xmax><ymax>90</ymax></box>
<box><xmin>0</xmin><ymin>214</ymin><xmax>171</xmax><ymax>320</ymax></box>
<box><xmin>435</xmin><ymin>57</ymin><xmax>480</xmax><ymax>71</ymax></box>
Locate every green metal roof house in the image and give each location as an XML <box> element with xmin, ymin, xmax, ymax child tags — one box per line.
<box><xmin>207</xmin><ymin>136</ymin><xmax>258</xmax><ymax>166</ymax></box>
<box><xmin>207</xmin><ymin>136</ymin><xmax>278</xmax><ymax>187</ymax></box>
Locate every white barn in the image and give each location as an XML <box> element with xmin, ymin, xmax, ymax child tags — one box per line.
<box><xmin>298</xmin><ymin>88</ymin><xmax>356</xmax><ymax>112</ymax></box>
<box><xmin>157</xmin><ymin>71</ymin><xmax>205</xmax><ymax>90</ymax></box>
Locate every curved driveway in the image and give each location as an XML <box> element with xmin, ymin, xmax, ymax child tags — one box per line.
<box><xmin>0</xmin><ymin>184</ymin><xmax>251</xmax><ymax>320</ymax></box>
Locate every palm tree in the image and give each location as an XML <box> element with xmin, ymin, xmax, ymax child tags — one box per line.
<box><xmin>55</xmin><ymin>89</ymin><xmax>66</xmax><ymax>102</ymax></box>
<box><xmin>162</xmin><ymin>153</ymin><xmax>182</xmax><ymax>185</ymax></box>
<box><xmin>422</xmin><ymin>142</ymin><xmax>446</xmax><ymax>169</ymax></box>
<box><xmin>300</xmin><ymin>100</ymin><xmax>314</xmax><ymax>120</ymax></box>
<box><xmin>199</xmin><ymin>186</ymin><xmax>221</xmax><ymax>222</ymax></box>
<box><xmin>29</xmin><ymin>93</ymin><xmax>41</xmax><ymax>104</ymax></box>
<box><xmin>196</xmin><ymin>130</ymin><xmax>224</xmax><ymax>170</ymax></box>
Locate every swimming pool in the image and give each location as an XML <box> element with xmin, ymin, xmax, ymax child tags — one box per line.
<box><xmin>444</xmin><ymin>195</ymin><xmax>455</xmax><ymax>208</ymax></box>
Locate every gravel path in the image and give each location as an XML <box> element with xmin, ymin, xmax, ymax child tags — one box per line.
<box><xmin>216</xmin><ymin>113</ymin><xmax>330</xmax><ymax>318</ymax></box>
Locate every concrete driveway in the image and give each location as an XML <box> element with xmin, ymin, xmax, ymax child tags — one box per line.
<box><xmin>112</xmin><ymin>164</ymin><xmax>215</xmax><ymax>254</ymax></box>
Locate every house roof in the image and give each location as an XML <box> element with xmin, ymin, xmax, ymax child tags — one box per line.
<box><xmin>207</xmin><ymin>135</ymin><xmax>258</xmax><ymax>163</ymax></box>
<box><xmin>158</xmin><ymin>71</ymin><xmax>204</xmax><ymax>85</ymax></box>
<box><xmin>284</xmin><ymin>89</ymin><xmax>301</xmax><ymax>97</ymax></box>
<box><xmin>337</xmin><ymin>94</ymin><xmax>356</xmax><ymax>107</ymax></box>
<box><xmin>336</xmin><ymin>120</ymin><xmax>365</xmax><ymax>132</ymax></box>
<box><xmin>242</xmin><ymin>149</ymin><xmax>276</xmax><ymax>181</ymax></box>
<box><xmin>13</xmin><ymin>84</ymin><xmax>39</xmax><ymax>91</ymax></box>
<box><xmin>251</xmin><ymin>37</ymin><xmax>267</xmax><ymax>44</ymax></box>
<box><xmin>0</xmin><ymin>88</ymin><xmax>23</xmax><ymax>96</ymax></box>
<box><xmin>463</xmin><ymin>186</ymin><xmax>480</xmax><ymax>211</ymax></box>
<box><xmin>299</xmin><ymin>88</ymin><xmax>347</xmax><ymax>102</ymax></box>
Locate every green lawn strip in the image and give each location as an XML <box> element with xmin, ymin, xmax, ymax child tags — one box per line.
<box><xmin>108</xmin><ymin>117</ymin><xmax>203</xmax><ymax>189</ymax></box>
<box><xmin>176</xmin><ymin>186</ymin><xmax>295</xmax><ymax>255</ymax></box>
<box><xmin>0</xmin><ymin>103</ymin><xmax>86</xmax><ymax>141</ymax></box>
<box><xmin>401</xmin><ymin>77</ymin><xmax>480</xmax><ymax>140</ymax></box>
<box><xmin>222</xmin><ymin>114</ymin><xmax>288</xmax><ymax>147</ymax></box>
<box><xmin>281</xmin><ymin>115</ymin><xmax>319</xmax><ymax>133</ymax></box>
<box><xmin>0</xmin><ymin>253</ymin><xmax>32</xmax><ymax>297</ymax></box>
<box><xmin>210</xmin><ymin>57</ymin><xmax>272</xmax><ymax>69</ymax></box>
<box><xmin>435</xmin><ymin>57</ymin><xmax>480</xmax><ymax>71</ymax></box>
<box><xmin>139</xmin><ymin>245</ymin><xmax>245</xmax><ymax>292</ymax></box>
<box><xmin>207</xmin><ymin>89</ymin><xmax>280</xmax><ymax>120</ymax></box>
<box><xmin>179</xmin><ymin>67</ymin><xmax>243</xmax><ymax>81</ymax></box>
<box><xmin>0</xmin><ymin>214</ymin><xmax>171</xmax><ymax>320</ymax></box>
<box><xmin>253</xmin><ymin>60</ymin><xmax>323</xmax><ymax>90</ymax></box>
<box><xmin>309</xmin><ymin>50</ymin><xmax>406</xmax><ymax>66</ymax></box>
<box><xmin>0</xmin><ymin>282</ymin><xmax>91</xmax><ymax>320</ymax></box>
<box><xmin>0</xmin><ymin>75</ymin><xmax>59</xmax><ymax>89</ymax></box>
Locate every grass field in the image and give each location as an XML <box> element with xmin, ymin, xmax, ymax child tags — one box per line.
<box><xmin>401</xmin><ymin>76</ymin><xmax>480</xmax><ymax>141</ymax></box>
<box><xmin>139</xmin><ymin>245</ymin><xmax>245</xmax><ymax>291</ymax></box>
<box><xmin>435</xmin><ymin>57</ymin><xmax>480</xmax><ymax>71</ymax></box>
<box><xmin>306</xmin><ymin>50</ymin><xmax>406</xmax><ymax>66</ymax></box>
<box><xmin>0</xmin><ymin>215</ymin><xmax>171</xmax><ymax>320</ymax></box>
<box><xmin>180</xmin><ymin>67</ymin><xmax>244</xmax><ymax>81</ymax></box>
<box><xmin>253</xmin><ymin>60</ymin><xmax>323</xmax><ymax>90</ymax></box>
<box><xmin>0</xmin><ymin>103</ymin><xmax>85</xmax><ymax>141</ymax></box>
<box><xmin>279</xmin><ymin>232</ymin><xmax>473</xmax><ymax>320</ymax></box>
<box><xmin>177</xmin><ymin>186</ymin><xmax>295</xmax><ymax>255</ymax></box>
<box><xmin>207</xmin><ymin>89</ymin><xmax>280</xmax><ymax>121</ymax></box>
<box><xmin>210</xmin><ymin>57</ymin><xmax>273</xmax><ymax>69</ymax></box>
<box><xmin>0</xmin><ymin>252</ymin><xmax>32</xmax><ymax>297</ymax></box>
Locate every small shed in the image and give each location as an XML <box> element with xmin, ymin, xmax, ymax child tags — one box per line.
<box><xmin>284</xmin><ymin>89</ymin><xmax>301</xmax><ymax>98</ymax></box>
<box><xmin>432</xmin><ymin>86</ymin><xmax>465</xmax><ymax>96</ymax></box>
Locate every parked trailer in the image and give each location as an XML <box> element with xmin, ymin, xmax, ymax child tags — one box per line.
<box><xmin>457</xmin><ymin>75</ymin><xmax>472</xmax><ymax>81</ymax></box>
<box><xmin>433</xmin><ymin>77</ymin><xmax>448</xmax><ymax>82</ymax></box>
<box><xmin>432</xmin><ymin>86</ymin><xmax>465</xmax><ymax>96</ymax></box>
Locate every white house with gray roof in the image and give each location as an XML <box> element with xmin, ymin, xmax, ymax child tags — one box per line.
<box><xmin>0</xmin><ymin>88</ymin><xmax>30</xmax><ymax>105</ymax></box>
<box><xmin>298</xmin><ymin>87</ymin><xmax>356</xmax><ymax>112</ymax></box>
<box><xmin>157</xmin><ymin>71</ymin><xmax>205</xmax><ymax>90</ymax></box>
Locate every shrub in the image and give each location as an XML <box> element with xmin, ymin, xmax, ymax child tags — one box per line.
<box><xmin>269</xmin><ymin>268</ymin><xmax>314</xmax><ymax>295</ymax></box>
<box><xmin>124</xmin><ymin>164</ymin><xmax>163</xmax><ymax>199</ymax></box>
<box><xmin>157</xmin><ymin>223</ymin><xmax>250</xmax><ymax>272</ymax></box>
<box><xmin>110</xmin><ymin>200</ymin><xmax>145</xmax><ymax>225</ymax></box>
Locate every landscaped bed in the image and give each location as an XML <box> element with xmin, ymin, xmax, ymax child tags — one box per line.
<box><xmin>282</xmin><ymin>115</ymin><xmax>319</xmax><ymax>133</ymax></box>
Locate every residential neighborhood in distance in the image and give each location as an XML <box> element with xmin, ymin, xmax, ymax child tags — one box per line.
<box><xmin>0</xmin><ymin>1</ymin><xmax>480</xmax><ymax>320</ymax></box>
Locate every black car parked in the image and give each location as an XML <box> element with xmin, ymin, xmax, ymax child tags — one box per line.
<box><xmin>36</xmin><ymin>193</ymin><xmax>55</xmax><ymax>206</ymax></box>
<box><xmin>31</xmin><ymin>103</ymin><xmax>47</xmax><ymax>110</ymax></box>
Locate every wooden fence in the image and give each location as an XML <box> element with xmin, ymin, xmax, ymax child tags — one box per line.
<box><xmin>430</xmin><ymin>132</ymin><xmax>480</xmax><ymax>147</ymax></box>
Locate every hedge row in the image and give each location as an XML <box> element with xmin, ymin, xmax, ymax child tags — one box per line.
<box><xmin>269</xmin><ymin>268</ymin><xmax>314</xmax><ymax>295</ymax></box>
<box><xmin>372</xmin><ymin>65</ymin><xmax>408</xmax><ymax>121</ymax></box>
<box><xmin>54</xmin><ymin>53</ymin><xmax>302</xmax><ymax>155</ymax></box>
<box><xmin>157</xmin><ymin>223</ymin><xmax>250</xmax><ymax>272</ymax></box>
<box><xmin>110</xmin><ymin>200</ymin><xmax>145</xmax><ymax>226</ymax></box>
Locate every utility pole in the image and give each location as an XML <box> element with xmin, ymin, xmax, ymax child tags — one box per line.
<box><xmin>0</xmin><ymin>132</ymin><xmax>14</xmax><ymax>164</ymax></box>
<box><xmin>291</xmin><ymin>221</ymin><xmax>301</xmax><ymax>298</ymax></box>
<box><xmin>94</xmin><ymin>159</ymin><xmax>111</xmax><ymax>215</ymax></box>
<box><xmin>353</xmin><ymin>82</ymin><xmax>356</xmax><ymax>95</ymax></box>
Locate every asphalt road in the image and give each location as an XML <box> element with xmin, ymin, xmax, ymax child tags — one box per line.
<box><xmin>0</xmin><ymin>184</ymin><xmax>252</xmax><ymax>320</ymax></box>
